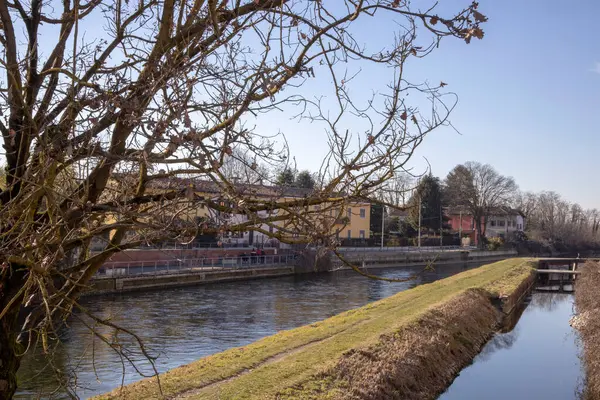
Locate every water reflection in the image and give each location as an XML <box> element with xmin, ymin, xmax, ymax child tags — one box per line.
<box><xmin>439</xmin><ymin>293</ymin><xmax>583</xmax><ymax>400</ymax></box>
<box><xmin>17</xmin><ymin>261</ymin><xmax>478</xmax><ymax>399</ymax></box>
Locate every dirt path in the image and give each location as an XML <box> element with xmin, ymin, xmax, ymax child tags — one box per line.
<box><xmin>171</xmin><ymin>320</ymin><xmax>363</xmax><ymax>399</ymax></box>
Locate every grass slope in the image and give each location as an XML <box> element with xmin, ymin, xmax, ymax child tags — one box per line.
<box><xmin>96</xmin><ymin>258</ymin><xmax>536</xmax><ymax>400</ymax></box>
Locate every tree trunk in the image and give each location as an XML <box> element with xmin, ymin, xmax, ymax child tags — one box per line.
<box><xmin>0</xmin><ymin>268</ymin><xmax>26</xmax><ymax>399</ymax></box>
<box><xmin>0</xmin><ymin>308</ymin><xmax>20</xmax><ymax>400</ymax></box>
<box><xmin>475</xmin><ymin>214</ymin><xmax>486</xmax><ymax>250</ymax></box>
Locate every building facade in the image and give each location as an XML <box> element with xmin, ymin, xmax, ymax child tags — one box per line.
<box><xmin>446</xmin><ymin>206</ymin><xmax>525</xmax><ymax>245</ymax></box>
<box><xmin>172</xmin><ymin>180</ymin><xmax>371</xmax><ymax>247</ymax></box>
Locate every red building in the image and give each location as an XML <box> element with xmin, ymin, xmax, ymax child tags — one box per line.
<box><xmin>445</xmin><ymin>208</ymin><xmax>478</xmax><ymax>245</ymax></box>
<box><xmin>445</xmin><ymin>206</ymin><xmax>526</xmax><ymax>246</ymax></box>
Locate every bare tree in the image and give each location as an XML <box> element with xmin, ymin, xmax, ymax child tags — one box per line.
<box><xmin>0</xmin><ymin>0</ymin><xmax>486</xmax><ymax>397</ymax></box>
<box><xmin>376</xmin><ymin>172</ymin><xmax>414</xmax><ymax>207</ymax></box>
<box><xmin>524</xmin><ymin>191</ymin><xmax>600</xmax><ymax>248</ymax></box>
<box><xmin>444</xmin><ymin>162</ymin><xmax>517</xmax><ymax>247</ymax></box>
<box><xmin>513</xmin><ymin>190</ymin><xmax>538</xmax><ymax>221</ymax></box>
<box><xmin>219</xmin><ymin>147</ymin><xmax>270</xmax><ymax>185</ymax></box>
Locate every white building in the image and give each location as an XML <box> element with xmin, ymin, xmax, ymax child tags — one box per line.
<box><xmin>485</xmin><ymin>207</ymin><xmax>526</xmax><ymax>239</ymax></box>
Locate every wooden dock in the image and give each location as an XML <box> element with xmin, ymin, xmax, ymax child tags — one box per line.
<box><xmin>535</xmin><ymin>269</ymin><xmax>581</xmax><ymax>275</ymax></box>
<box><xmin>534</xmin><ymin>258</ymin><xmax>585</xmax><ymax>292</ymax></box>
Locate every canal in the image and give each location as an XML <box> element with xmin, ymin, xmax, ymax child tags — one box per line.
<box><xmin>17</xmin><ymin>261</ymin><xmax>481</xmax><ymax>399</ymax></box>
<box><xmin>439</xmin><ymin>292</ymin><xmax>583</xmax><ymax>400</ymax></box>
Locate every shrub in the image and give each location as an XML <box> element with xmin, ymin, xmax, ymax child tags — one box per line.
<box><xmin>487</xmin><ymin>237</ymin><xmax>504</xmax><ymax>251</ymax></box>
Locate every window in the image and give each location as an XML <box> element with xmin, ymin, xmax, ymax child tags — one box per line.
<box><xmin>359</xmin><ymin>230</ymin><xmax>365</xmax><ymax>239</ymax></box>
<box><xmin>490</xmin><ymin>220</ymin><xmax>496</xmax><ymax>227</ymax></box>
<box><xmin>498</xmin><ymin>220</ymin><xmax>505</xmax><ymax>227</ymax></box>
<box><xmin>347</xmin><ymin>230</ymin><xmax>352</xmax><ymax>239</ymax></box>
<box><xmin>360</xmin><ymin>208</ymin><xmax>366</xmax><ymax>218</ymax></box>
<box><xmin>347</xmin><ymin>207</ymin><xmax>352</xmax><ymax>218</ymax></box>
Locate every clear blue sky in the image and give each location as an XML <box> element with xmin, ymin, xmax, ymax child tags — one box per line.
<box><xmin>272</xmin><ymin>0</ymin><xmax>600</xmax><ymax>210</ymax></box>
<box><xmin>7</xmin><ymin>1</ymin><xmax>599</xmax><ymax>208</ymax></box>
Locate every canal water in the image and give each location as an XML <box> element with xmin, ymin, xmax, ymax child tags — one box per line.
<box><xmin>17</xmin><ymin>262</ymin><xmax>481</xmax><ymax>399</ymax></box>
<box><xmin>439</xmin><ymin>292</ymin><xmax>583</xmax><ymax>400</ymax></box>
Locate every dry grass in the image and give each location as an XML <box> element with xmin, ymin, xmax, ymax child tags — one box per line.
<box><xmin>278</xmin><ymin>289</ymin><xmax>500</xmax><ymax>400</ymax></box>
<box><xmin>573</xmin><ymin>261</ymin><xmax>600</xmax><ymax>400</ymax></box>
<box><xmin>94</xmin><ymin>258</ymin><xmax>536</xmax><ymax>400</ymax></box>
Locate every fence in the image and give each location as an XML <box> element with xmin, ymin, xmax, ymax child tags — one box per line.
<box><xmin>91</xmin><ymin>241</ymin><xmax>281</xmax><ymax>252</ymax></box>
<box><xmin>96</xmin><ymin>254</ymin><xmax>298</xmax><ymax>278</ymax></box>
<box><xmin>337</xmin><ymin>245</ymin><xmax>477</xmax><ymax>253</ymax></box>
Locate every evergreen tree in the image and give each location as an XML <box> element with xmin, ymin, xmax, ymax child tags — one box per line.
<box><xmin>295</xmin><ymin>170</ymin><xmax>315</xmax><ymax>189</ymax></box>
<box><xmin>406</xmin><ymin>175</ymin><xmax>446</xmax><ymax>231</ymax></box>
<box><xmin>276</xmin><ymin>168</ymin><xmax>296</xmax><ymax>186</ymax></box>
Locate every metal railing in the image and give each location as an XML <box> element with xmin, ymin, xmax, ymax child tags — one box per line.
<box><xmin>337</xmin><ymin>245</ymin><xmax>477</xmax><ymax>253</ymax></box>
<box><xmin>91</xmin><ymin>241</ymin><xmax>280</xmax><ymax>252</ymax></box>
<box><xmin>96</xmin><ymin>254</ymin><xmax>299</xmax><ymax>278</ymax></box>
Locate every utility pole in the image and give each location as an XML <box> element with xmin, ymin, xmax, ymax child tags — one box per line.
<box><xmin>418</xmin><ymin>195</ymin><xmax>422</xmax><ymax>248</ymax></box>
<box><xmin>440</xmin><ymin>205</ymin><xmax>443</xmax><ymax>246</ymax></box>
<box><xmin>459</xmin><ymin>211</ymin><xmax>463</xmax><ymax>247</ymax></box>
<box><xmin>381</xmin><ymin>205</ymin><xmax>385</xmax><ymax>249</ymax></box>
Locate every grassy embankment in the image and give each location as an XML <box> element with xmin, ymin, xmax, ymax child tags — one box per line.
<box><xmin>572</xmin><ymin>261</ymin><xmax>600</xmax><ymax>400</ymax></box>
<box><xmin>96</xmin><ymin>258</ymin><xmax>536</xmax><ymax>400</ymax></box>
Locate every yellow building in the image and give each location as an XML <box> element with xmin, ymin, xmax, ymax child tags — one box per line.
<box><xmin>107</xmin><ymin>176</ymin><xmax>371</xmax><ymax>247</ymax></box>
<box><xmin>336</xmin><ymin>202</ymin><xmax>371</xmax><ymax>240</ymax></box>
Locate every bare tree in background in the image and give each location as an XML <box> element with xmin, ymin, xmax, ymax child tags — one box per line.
<box><xmin>524</xmin><ymin>191</ymin><xmax>600</xmax><ymax>247</ymax></box>
<box><xmin>219</xmin><ymin>147</ymin><xmax>270</xmax><ymax>184</ymax></box>
<box><xmin>0</xmin><ymin>0</ymin><xmax>486</xmax><ymax>397</ymax></box>
<box><xmin>513</xmin><ymin>190</ymin><xmax>538</xmax><ymax>221</ymax></box>
<box><xmin>444</xmin><ymin>161</ymin><xmax>517</xmax><ymax>247</ymax></box>
<box><xmin>376</xmin><ymin>172</ymin><xmax>414</xmax><ymax>207</ymax></box>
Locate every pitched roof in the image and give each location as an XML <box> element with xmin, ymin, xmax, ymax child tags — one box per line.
<box><xmin>444</xmin><ymin>205</ymin><xmax>524</xmax><ymax>217</ymax></box>
<box><xmin>147</xmin><ymin>176</ymin><xmax>316</xmax><ymax>198</ymax></box>
<box><xmin>388</xmin><ymin>208</ymin><xmax>408</xmax><ymax>218</ymax></box>
<box><xmin>113</xmin><ymin>174</ymin><xmax>369</xmax><ymax>203</ymax></box>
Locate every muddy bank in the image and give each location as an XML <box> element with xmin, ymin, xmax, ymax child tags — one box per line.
<box><xmin>95</xmin><ymin>258</ymin><xmax>536</xmax><ymax>400</ymax></box>
<box><xmin>572</xmin><ymin>261</ymin><xmax>600</xmax><ymax>399</ymax></box>
<box><xmin>279</xmin><ymin>289</ymin><xmax>502</xmax><ymax>400</ymax></box>
<box><xmin>278</xmin><ymin>271</ymin><xmax>536</xmax><ymax>400</ymax></box>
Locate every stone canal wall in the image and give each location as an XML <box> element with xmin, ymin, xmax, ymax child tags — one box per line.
<box><xmin>86</xmin><ymin>249</ymin><xmax>517</xmax><ymax>295</ymax></box>
<box><xmin>95</xmin><ymin>258</ymin><xmax>537</xmax><ymax>400</ymax></box>
<box><xmin>88</xmin><ymin>266</ymin><xmax>295</xmax><ymax>295</ymax></box>
<box><xmin>334</xmin><ymin>249</ymin><xmax>517</xmax><ymax>268</ymax></box>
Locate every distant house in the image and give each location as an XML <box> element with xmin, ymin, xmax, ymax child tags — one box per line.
<box><xmin>388</xmin><ymin>208</ymin><xmax>408</xmax><ymax>222</ymax></box>
<box><xmin>446</xmin><ymin>206</ymin><xmax>525</xmax><ymax>245</ymax></box>
<box><xmin>485</xmin><ymin>207</ymin><xmax>526</xmax><ymax>239</ymax></box>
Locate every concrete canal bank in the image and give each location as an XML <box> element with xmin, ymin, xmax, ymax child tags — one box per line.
<box><xmin>87</xmin><ymin>249</ymin><xmax>517</xmax><ymax>295</ymax></box>
<box><xmin>95</xmin><ymin>258</ymin><xmax>536</xmax><ymax>400</ymax></box>
<box><xmin>88</xmin><ymin>265</ymin><xmax>296</xmax><ymax>295</ymax></box>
